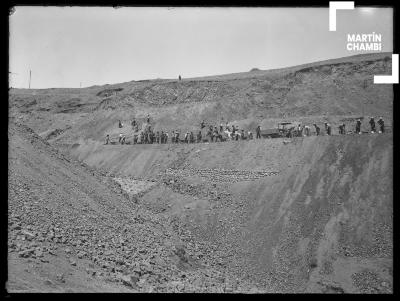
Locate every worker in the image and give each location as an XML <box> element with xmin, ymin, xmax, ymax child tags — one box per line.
<box><xmin>342</xmin><ymin>123</ymin><xmax>346</xmax><ymax>135</ymax></box>
<box><xmin>120</xmin><ymin>135</ymin><xmax>126</xmax><ymax>144</ymax></box>
<box><xmin>377</xmin><ymin>117</ymin><xmax>385</xmax><ymax>133</ymax></box>
<box><xmin>156</xmin><ymin>131</ymin><xmax>160</xmax><ymax>144</ymax></box>
<box><xmin>179</xmin><ymin>75</ymin><xmax>182</xmax><ymax>81</ymax></box>
<box><xmin>184</xmin><ymin>132</ymin><xmax>189</xmax><ymax>143</ymax></box>
<box><xmin>326</xmin><ymin>123</ymin><xmax>332</xmax><ymax>135</ymax></box>
<box><xmin>147</xmin><ymin>114</ymin><xmax>150</xmax><ymax>124</ymax></box>
<box><xmin>213</xmin><ymin>127</ymin><xmax>219</xmax><ymax>142</ymax></box>
<box><xmin>171</xmin><ymin>130</ymin><xmax>175</xmax><ymax>143</ymax></box>
<box><xmin>175</xmin><ymin>131</ymin><xmax>180</xmax><ymax>143</ymax></box>
<box><xmin>105</xmin><ymin>134</ymin><xmax>110</xmax><ymax>145</ymax></box>
<box><xmin>369</xmin><ymin>117</ymin><xmax>376</xmax><ymax>133</ymax></box>
<box><xmin>304</xmin><ymin>125</ymin><xmax>310</xmax><ymax>136</ymax></box>
<box><xmin>190</xmin><ymin>132</ymin><xmax>194</xmax><ymax>143</ymax></box>
<box><xmin>118</xmin><ymin>120</ymin><xmax>123</xmax><ymax>128</ymax></box>
<box><xmin>119</xmin><ymin>133</ymin><xmax>123</xmax><ymax>143</ymax></box>
<box><xmin>338</xmin><ymin>124</ymin><xmax>343</xmax><ymax>135</ymax></box>
<box><xmin>201</xmin><ymin>120</ymin><xmax>205</xmax><ymax>129</ymax></box>
<box><xmin>220</xmin><ymin>123</ymin><xmax>223</xmax><ymax>133</ymax></box>
<box><xmin>131</xmin><ymin>119</ymin><xmax>136</xmax><ymax>128</ymax></box>
<box><xmin>313</xmin><ymin>124</ymin><xmax>320</xmax><ymax>136</ymax></box>
<box><xmin>197</xmin><ymin>131</ymin><xmax>202</xmax><ymax>143</ymax></box>
<box><xmin>297</xmin><ymin>124</ymin><xmax>303</xmax><ymax>137</ymax></box>
<box><xmin>248</xmin><ymin>132</ymin><xmax>253</xmax><ymax>140</ymax></box>
<box><xmin>256</xmin><ymin>125</ymin><xmax>261</xmax><ymax>139</ymax></box>
<box><xmin>356</xmin><ymin>119</ymin><xmax>362</xmax><ymax>134</ymax></box>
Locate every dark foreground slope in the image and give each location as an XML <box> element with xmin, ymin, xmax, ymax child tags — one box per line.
<box><xmin>9</xmin><ymin>52</ymin><xmax>393</xmax><ymax>144</ymax></box>
<box><xmin>7</xmin><ymin>121</ymin><xmax>261</xmax><ymax>293</ymax></box>
<box><xmin>62</xmin><ymin>133</ymin><xmax>393</xmax><ymax>293</ymax></box>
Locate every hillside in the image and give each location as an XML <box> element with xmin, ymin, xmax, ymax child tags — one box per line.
<box><xmin>8</xmin><ymin>51</ymin><xmax>393</xmax><ymax>293</ymax></box>
<box><xmin>7</xmin><ymin>120</ymin><xmax>260</xmax><ymax>293</ymax></box>
<box><xmin>59</xmin><ymin>133</ymin><xmax>393</xmax><ymax>293</ymax></box>
<box><xmin>9</xmin><ymin>52</ymin><xmax>393</xmax><ymax>144</ymax></box>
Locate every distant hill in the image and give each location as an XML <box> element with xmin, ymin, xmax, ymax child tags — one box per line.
<box><xmin>9</xmin><ymin>52</ymin><xmax>393</xmax><ymax>143</ymax></box>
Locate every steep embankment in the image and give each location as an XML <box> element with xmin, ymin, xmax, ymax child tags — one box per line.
<box><xmin>62</xmin><ymin>133</ymin><xmax>393</xmax><ymax>293</ymax></box>
<box><xmin>8</xmin><ymin>121</ymin><xmax>262</xmax><ymax>293</ymax></box>
<box><xmin>9</xmin><ymin>52</ymin><xmax>393</xmax><ymax>144</ymax></box>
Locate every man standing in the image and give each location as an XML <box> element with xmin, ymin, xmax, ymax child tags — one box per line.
<box><xmin>256</xmin><ymin>125</ymin><xmax>261</xmax><ymax>139</ymax></box>
<box><xmin>214</xmin><ymin>127</ymin><xmax>219</xmax><ymax>142</ymax></box>
<box><xmin>356</xmin><ymin>119</ymin><xmax>362</xmax><ymax>134</ymax></box>
<box><xmin>105</xmin><ymin>134</ymin><xmax>110</xmax><ymax>145</ymax></box>
<box><xmin>147</xmin><ymin>114</ymin><xmax>150</xmax><ymax>124</ymax></box>
<box><xmin>156</xmin><ymin>131</ymin><xmax>160</xmax><ymax>144</ymax></box>
<box><xmin>326</xmin><ymin>123</ymin><xmax>332</xmax><ymax>135</ymax></box>
<box><xmin>338</xmin><ymin>124</ymin><xmax>343</xmax><ymax>135</ymax></box>
<box><xmin>313</xmin><ymin>124</ymin><xmax>320</xmax><ymax>136</ymax></box>
<box><xmin>377</xmin><ymin>117</ymin><xmax>385</xmax><ymax>133</ymax></box>
<box><xmin>369</xmin><ymin>117</ymin><xmax>376</xmax><ymax>133</ymax></box>
<box><xmin>198</xmin><ymin>131</ymin><xmax>202</xmax><ymax>143</ymax></box>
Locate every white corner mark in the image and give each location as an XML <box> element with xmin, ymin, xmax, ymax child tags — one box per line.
<box><xmin>374</xmin><ymin>54</ymin><xmax>399</xmax><ymax>84</ymax></box>
<box><xmin>329</xmin><ymin>1</ymin><xmax>354</xmax><ymax>31</ymax></box>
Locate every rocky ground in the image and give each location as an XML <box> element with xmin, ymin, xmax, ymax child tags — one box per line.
<box><xmin>94</xmin><ymin>133</ymin><xmax>392</xmax><ymax>294</ymax></box>
<box><xmin>7</xmin><ymin>52</ymin><xmax>393</xmax><ymax>293</ymax></box>
<box><xmin>8</xmin><ymin>120</ymin><xmax>265</xmax><ymax>293</ymax></box>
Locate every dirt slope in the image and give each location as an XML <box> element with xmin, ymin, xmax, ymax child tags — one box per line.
<box><xmin>61</xmin><ymin>133</ymin><xmax>393</xmax><ymax>293</ymax></box>
<box><xmin>7</xmin><ymin>120</ymin><xmax>262</xmax><ymax>293</ymax></box>
<box><xmin>9</xmin><ymin>52</ymin><xmax>393</xmax><ymax>144</ymax></box>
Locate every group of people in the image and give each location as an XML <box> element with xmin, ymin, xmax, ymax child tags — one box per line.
<box><xmin>105</xmin><ymin>116</ymin><xmax>386</xmax><ymax>145</ymax></box>
<box><xmin>279</xmin><ymin>116</ymin><xmax>385</xmax><ymax>138</ymax></box>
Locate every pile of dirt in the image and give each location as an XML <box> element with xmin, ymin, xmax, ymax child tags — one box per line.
<box><xmin>7</xmin><ymin>121</ymin><xmax>262</xmax><ymax>293</ymax></box>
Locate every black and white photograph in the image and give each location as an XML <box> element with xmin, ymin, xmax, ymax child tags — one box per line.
<box><xmin>7</xmin><ymin>4</ymin><xmax>394</xmax><ymax>293</ymax></box>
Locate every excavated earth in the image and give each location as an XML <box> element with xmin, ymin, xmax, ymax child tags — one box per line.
<box><xmin>8</xmin><ymin>53</ymin><xmax>393</xmax><ymax>293</ymax></box>
<box><xmin>8</xmin><ymin>121</ymin><xmax>262</xmax><ymax>293</ymax></box>
<box><xmin>60</xmin><ymin>132</ymin><xmax>393</xmax><ymax>293</ymax></box>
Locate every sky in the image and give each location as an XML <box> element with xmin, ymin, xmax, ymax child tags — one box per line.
<box><xmin>9</xmin><ymin>6</ymin><xmax>393</xmax><ymax>89</ymax></box>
